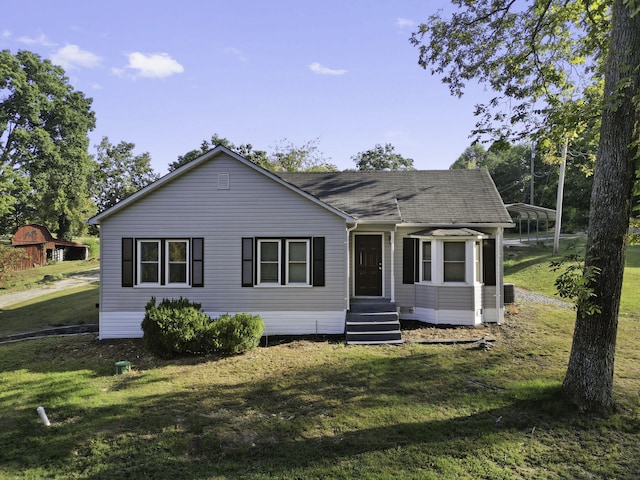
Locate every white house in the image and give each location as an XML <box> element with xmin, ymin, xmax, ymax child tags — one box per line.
<box><xmin>89</xmin><ymin>146</ymin><xmax>513</xmax><ymax>343</ymax></box>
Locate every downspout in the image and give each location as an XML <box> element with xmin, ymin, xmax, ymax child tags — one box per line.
<box><xmin>345</xmin><ymin>223</ymin><xmax>358</xmax><ymax>312</ymax></box>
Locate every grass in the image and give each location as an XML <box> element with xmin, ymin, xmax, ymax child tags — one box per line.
<box><xmin>1</xmin><ymin>306</ymin><xmax>639</xmax><ymax>479</ymax></box>
<box><xmin>0</xmin><ymin>240</ymin><xmax>639</xmax><ymax>478</ymax></box>
<box><xmin>505</xmin><ymin>240</ymin><xmax>640</xmax><ymax>315</ymax></box>
<box><xmin>0</xmin><ymin>285</ymin><xmax>99</xmax><ymax>336</ymax></box>
<box><xmin>0</xmin><ymin>258</ymin><xmax>99</xmax><ymax>292</ymax></box>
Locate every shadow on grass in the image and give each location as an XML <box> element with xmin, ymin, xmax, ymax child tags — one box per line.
<box><xmin>0</xmin><ymin>287</ymin><xmax>98</xmax><ymax>336</ymax></box>
<box><xmin>4</xmin><ymin>336</ymin><xmax>633</xmax><ymax>479</ymax></box>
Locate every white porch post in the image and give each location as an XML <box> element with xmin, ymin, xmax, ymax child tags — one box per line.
<box><xmin>495</xmin><ymin>228</ymin><xmax>504</xmax><ymax>325</ymax></box>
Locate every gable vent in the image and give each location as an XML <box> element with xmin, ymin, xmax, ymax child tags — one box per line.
<box><xmin>218</xmin><ymin>173</ymin><xmax>230</xmax><ymax>190</ymax></box>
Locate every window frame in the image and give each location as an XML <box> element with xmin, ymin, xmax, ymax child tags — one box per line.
<box><xmin>165</xmin><ymin>239</ymin><xmax>190</xmax><ymax>286</ymax></box>
<box><xmin>257</xmin><ymin>239</ymin><xmax>282</xmax><ymax>285</ymax></box>
<box><xmin>134</xmin><ymin>238</ymin><xmax>192</xmax><ymax>287</ymax></box>
<box><xmin>255</xmin><ymin>237</ymin><xmax>312</xmax><ymax>287</ymax></box>
<box><xmin>421</xmin><ymin>240</ymin><xmax>432</xmax><ymax>282</ymax></box>
<box><xmin>412</xmin><ymin>234</ymin><xmax>488</xmax><ymax>286</ymax></box>
<box><xmin>286</xmin><ymin>239</ymin><xmax>311</xmax><ymax>285</ymax></box>
<box><xmin>443</xmin><ymin>241</ymin><xmax>467</xmax><ymax>283</ymax></box>
<box><xmin>137</xmin><ymin>239</ymin><xmax>161</xmax><ymax>286</ymax></box>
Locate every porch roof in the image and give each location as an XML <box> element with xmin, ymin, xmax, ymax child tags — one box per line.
<box><xmin>408</xmin><ymin>228</ymin><xmax>488</xmax><ymax>238</ymax></box>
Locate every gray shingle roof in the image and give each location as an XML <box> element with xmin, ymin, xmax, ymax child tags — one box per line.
<box><xmin>277</xmin><ymin>170</ymin><xmax>513</xmax><ymax>226</ymax></box>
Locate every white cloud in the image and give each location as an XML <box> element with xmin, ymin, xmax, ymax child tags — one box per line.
<box><xmin>396</xmin><ymin>17</ymin><xmax>416</xmax><ymax>29</ymax></box>
<box><xmin>17</xmin><ymin>33</ymin><xmax>55</xmax><ymax>47</ymax></box>
<box><xmin>126</xmin><ymin>52</ymin><xmax>184</xmax><ymax>78</ymax></box>
<box><xmin>309</xmin><ymin>62</ymin><xmax>347</xmax><ymax>76</ymax></box>
<box><xmin>2</xmin><ymin>30</ymin><xmax>11</xmax><ymax>39</ymax></box>
<box><xmin>51</xmin><ymin>44</ymin><xmax>101</xmax><ymax>69</ymax></box>
<box><xmin>224</xmin><ymin>47</ymin><xmax>247</xmax><ymax>62</ymax></box>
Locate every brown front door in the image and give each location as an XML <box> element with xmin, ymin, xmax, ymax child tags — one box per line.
<box><xmin>355</xmin><ymin>235</ymin><xmax>382</xmax><ymax>296</ymax></box>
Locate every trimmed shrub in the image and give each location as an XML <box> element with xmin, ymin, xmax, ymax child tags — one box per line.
<box><xmin>141</xmin><ymin>297</ymin><xmax>210</xmax><ymax>358</ymax></box>
<box><xmin>141</xmin><ymin>297</ymin><xmax>264</xmax><ymax>357</ymax></box>
<box><xmin>208</xmin><ymin>313</ymin><xmax>264</xmax><ymax>354</ymax></box>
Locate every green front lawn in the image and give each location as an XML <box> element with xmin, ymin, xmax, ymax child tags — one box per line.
<box><xmin>1</xmin><ymin>241</ymin><xmax>639</xmax><ymax>478</ymax></box>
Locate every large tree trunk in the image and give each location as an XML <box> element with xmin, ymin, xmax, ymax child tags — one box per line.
<box><xmin>562</xmin><ymin>0</ymin><xmax>640</xmax><ymax>415</ymax></box>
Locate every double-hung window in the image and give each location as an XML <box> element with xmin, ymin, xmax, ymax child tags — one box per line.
<box><xmin>286</xmin><ymin>239</ymin><xmax>310</xmax><ymax>284</ymax></box>
<box><xmin>166</xmin><ymin>240</ymin><xmax>189</xmax><ymax>285</ymax></box>
<box><xmin>256</xmin><ymin>238</ymin><xmax>311</xmax><ymax>286</ymax></box>
<box><xmin>126</xmin><ymin>238</ymin><xmax>201</xmax><ymax>287</ymax></box>
<box><xmin>138</xmin><ymin>240</ymin><xmax>161</xmax><ymax>284</ymax></box>
<box><xmin>421</xmin><ymin>241</ymin><xmax>432</xmax><ymax>282</ymax></box>
<box><xmin>443</xmin><ymin>241</ymin><xmax>466</xmax><ymax>283</ymax></box>
<box><xmin>258</xmin><ymin>239</ymin><xmax>281</xmax><ymax>284</ymax></box>
<box><xmin>404</xmin><ymin>231</ymin><xmax>488</xmax><ymax>286</ymax></box>
<box><xmin>243</xmin><ymin>237</ymin><xmax>324</xmax><ymax>287</ymax></box>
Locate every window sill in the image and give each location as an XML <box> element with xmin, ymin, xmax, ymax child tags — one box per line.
<box><xmin>254</xmin><ymin>284</ymin><xmax>313</xmax><ymax>288</ymax></box>
<box><xmin>134</xmin><ymin>284</ymin><xmax>192</xmax><ymax>289</ymax></box>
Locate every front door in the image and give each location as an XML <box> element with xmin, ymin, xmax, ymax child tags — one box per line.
<box><xmin>355</xmin><ymin>235</ymin><xmax>382</xmax><ymax>296</ymax></box>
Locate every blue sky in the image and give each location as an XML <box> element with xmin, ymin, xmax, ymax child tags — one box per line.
<box><xmin>2</xmin><ymin>0</ymin><xmax>486</xmax><ymax>174</ymax></box>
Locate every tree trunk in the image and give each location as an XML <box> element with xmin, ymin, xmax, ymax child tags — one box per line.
<box><xmin>562</xmin><ymin>0</ymin><xmax>640</xmax><ymax>415</ymax></box>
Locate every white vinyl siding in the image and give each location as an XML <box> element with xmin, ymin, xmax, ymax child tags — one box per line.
<box><xmin>98</xmin><ymin>153</ymin><xmax>347</xmax><ymax>338</ymax></box>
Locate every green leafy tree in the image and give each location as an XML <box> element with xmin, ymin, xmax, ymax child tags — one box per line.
<box><xmin>411</xmin><ymin>0</ymin><xmax>640</xmax><ymax>414</ymax></box>
<box><xmin>352</xmin><ymin>143</ymin><xmax>414</xmax><ymax>171</ymax></box>
<box><xmin>0</xmin><ymin>50</ymin><xmax>96</xmax><ymax>239</ymax></box>
<box><xmin>168</xmin><ymin>133</ymin><xmax>269</xmax><ymax>172</ymax></box>
<box><xmin>170</xmin><ymin>134</ymin><xmax>337</xmax><ymax>172</ymax></box>
<box><xmin>93</xmin><ymin>137</ymin><xmax>160</xmax><ymax>211</ymax></box>
<box><xmin>269</xmin><ymin>137</ymin><xmax>337</xmax><ymax>172</ymax></box>
<box><xmin>452</xmin><ymin>142</ymin><xmax>593</xmax><ymax>228</ymax></box>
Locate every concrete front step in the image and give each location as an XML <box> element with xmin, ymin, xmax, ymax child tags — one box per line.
<box><xmin>346</xmin><ymin>331</ymin><xmax>403</xmax><ymax>343</ymax></box>
<box><xmin>346</xmin><ymin>322</ymin><xmax>401</xmax><ymax>333</ymax></box>
<box><xmin>346</xmin><ymin>298</ymin><xmax>403</xmax><ymax>345</ymax></box>
<box><xmin>347</xmin><ymin>312</ymin><xmax>399</xmax><ymax>323</ymax></box>
<box><xmin>349</xmin><ymin>298</ymin><xmax>397</xmax><ymax>313</ymax></box>
<box><xmin>347</xmin><ymin>339</ymin><xmax>405</xmax><ymax>345</ymax></box>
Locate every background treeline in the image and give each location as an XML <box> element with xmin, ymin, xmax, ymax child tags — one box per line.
<box><xmin>1</xmin><ymin>49</ymin><xmax>612</xmax><ymax>241</ymax></box>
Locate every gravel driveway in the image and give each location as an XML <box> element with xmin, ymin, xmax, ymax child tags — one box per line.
<box><xmin>515</xmin><ymin>287</ymin><xmax>572</xmax><ymax>308</ymax></box>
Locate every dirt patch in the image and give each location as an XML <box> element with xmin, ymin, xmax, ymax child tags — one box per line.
<box><xmin>401</xmin><ymin>305</ymin><xmax>519</xmax><ymax>344</ymax></box>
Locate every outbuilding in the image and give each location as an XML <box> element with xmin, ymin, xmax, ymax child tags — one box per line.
<box><xmin>11</xmin><ymin>224</ymin><xmax>89</xmax><ymax>270</ymax></box>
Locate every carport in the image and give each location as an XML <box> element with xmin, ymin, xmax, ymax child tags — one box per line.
<box><xmin>505</xmin><ymin>203</ymin><xmax>557</xmax><ymax>244</ymax></box>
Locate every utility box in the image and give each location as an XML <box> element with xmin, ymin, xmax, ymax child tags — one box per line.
<box><xmin>115</xmin><ymin>361</ymin><xmax>131</xmax><ymax>374</ymax></box>
<box><xmin>504</xmin><ymin>283</ymin><xmax>515</xmax><ymax>304</ymax></box>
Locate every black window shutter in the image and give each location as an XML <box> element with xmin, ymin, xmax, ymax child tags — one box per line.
<box><xmin>482</xmin><ymin>239</ymin><xmax>496</xmax><ymax>286</ymax></box>
<box><xmin>403</xmin><ymin>238</ymin><xmax>417</xmax><ymax>284</ymax></box>
<box><xmin>192</xmin><ymin>238</ymin><xmax>204</xmax><ymax>287</ymax></box>
<box><xmin>312</xmin><ymin>237</ymin><xmax>325</xmax><ymax>286</ymax></box>
<box><xmin>281</xmin><ymin>241</ymin><xmax>287</xmax><ymax>285</ymax></box>
<box><xmin>241</xmin><ymin>238</ymin><xmax>254</xmax><ymax>287</ymax></box>
<box><xmin>160</xmin><ymin>240</ymin><xmax>166</xmax><ymax>285</ymax></box>
<box><xmin>122</xmin><ymin>238</ymin><xmax>134</xmax><ymax>287</ymax></box>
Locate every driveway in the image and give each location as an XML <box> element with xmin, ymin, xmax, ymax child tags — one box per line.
<box><xmin>0</xmin><ymin>271</ymin><xmax>100</xmax><ymax>309</ymax></box>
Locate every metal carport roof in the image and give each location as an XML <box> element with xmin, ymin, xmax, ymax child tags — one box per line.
<box><xmin>505</xmin><ymin>203</ymin><xmax>557</xmax><ymax>243</ymax></box>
